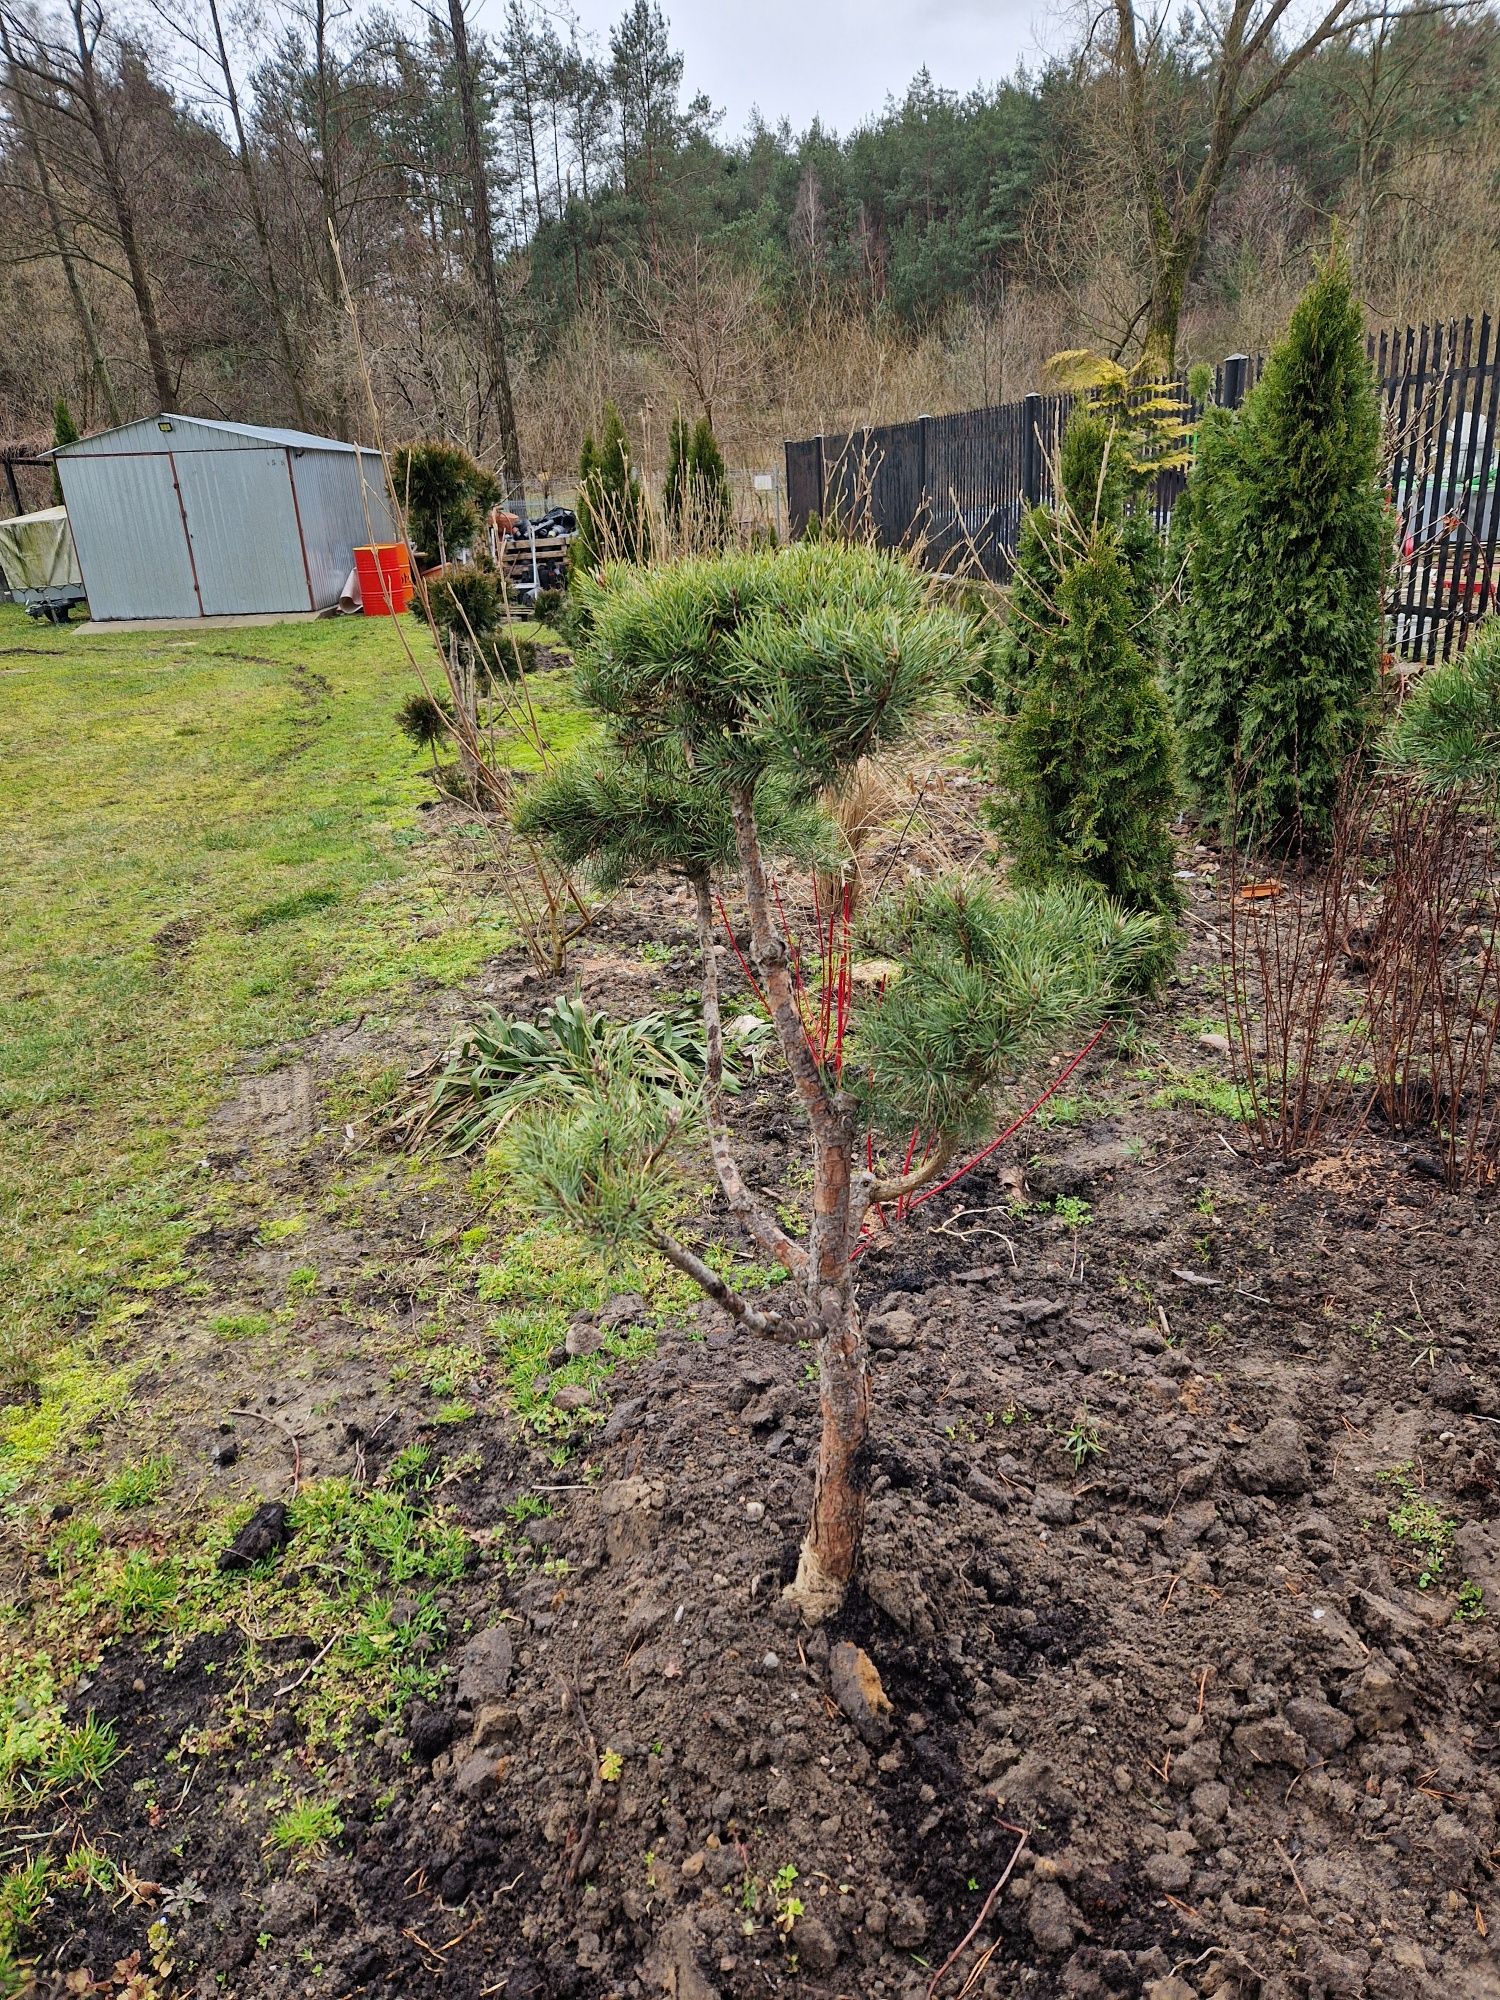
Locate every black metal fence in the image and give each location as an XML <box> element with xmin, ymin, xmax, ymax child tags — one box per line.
<box><xmin>784</xmin><ymin>319</ymin><xmax>1500</xmax><ymax>663</ymax></box>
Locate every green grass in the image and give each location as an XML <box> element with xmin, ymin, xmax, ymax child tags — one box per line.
<box><xmin>0</xmin><ymin>606</ymin><xmax>515</xmax><ymax>1411</ymax></box>
<box><xmin>267</xmin><ymin>1798</ymin><xmax>344</xmax><ymax>1859</ymax></box>
<box><xmin>35</xmin><ymin>1473</ymin><xmax>470</xmax><ymax>1746</ymax></box>
<box><xmin>476</xmin><ymin>1220</ymin><xmax>783</xmax><ymax>1438</ymax></box>
<box><xmin>1151</xmin><ymin>1071</ymin><xmax>1253</xmax><ymax>1121</ymax></box>
<box><xmin>98</xmin><ymin>1453</ymin><xmax>173</xmax><ymax>1510</ymax></box>
<box><xmin>1379</xmin><ymin>1463</ymin><xmax>1455</xmax><ymax>1588</ymax></box>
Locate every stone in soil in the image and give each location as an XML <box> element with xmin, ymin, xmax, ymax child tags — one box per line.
<box><xmin>828</xmin><ymin>1640</ymin><xmax>894</xmax><ymax>1747</ymax></box>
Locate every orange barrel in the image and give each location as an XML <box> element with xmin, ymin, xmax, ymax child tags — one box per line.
<box><xmin>354</xmin><ymin>543</ymin><xmax>413</xmax><ymax>615</ymax></box>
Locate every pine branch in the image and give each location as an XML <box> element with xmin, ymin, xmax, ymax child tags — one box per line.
<box><xmin>644</xmin><ymin>1227</ymin><xmax>796</xmax><ymax>1343</ymax></box>
<box><xmin>690</xmin><ymin>873</ymin><xmax>808</xmax><ymax>1279</ymax></box>
<box><xmin>861</xmin><ymin>1143</ymin><xmax>954</xmax><ymax>1210</ymax></box>
<box><xmin>730</xmin><ymin>785</ymin><xmax>839</xmax><ymax>1144</ymax></box>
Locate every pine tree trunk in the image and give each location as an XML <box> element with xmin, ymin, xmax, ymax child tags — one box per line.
<box><xmin>728</xmin><ymin>788</ymin><xmax>869</xmax><ymax>1623</ymax></box>
<box><xmin>792</xmin><ymin>1272</ymin><xmax>876</xmax><ymax>1616</ymax></box>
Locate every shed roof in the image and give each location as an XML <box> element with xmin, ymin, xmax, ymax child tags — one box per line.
<box><xmin>53</xmin><ymin>413</ymin><xmax>375</xmax><ymax>458</ymax></box>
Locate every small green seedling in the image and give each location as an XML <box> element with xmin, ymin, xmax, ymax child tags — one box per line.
<box><xmin>598</xmin><ymin>1748</ymin><xmax>624</xmax><ymax>1782</ymax></box>
<box><xmin>772</xmin><ymin>1863</ymin><xmax>804</xmax><ymax>1936</ymax></box>
<box><xmin>1455</xmin><ymin>1580</ymin><xmax>1485</xmax><ymax>1623</ymax></box>
<box><xmin>1063</xmin><ymin>1407</ymin><xmax>1104</xmax><ymax>1472</ymax></box>
<box><xmin>1379</xmin><ymin>1464</ymin><xmax>1454</xmax><ymax>1588</ymax></box>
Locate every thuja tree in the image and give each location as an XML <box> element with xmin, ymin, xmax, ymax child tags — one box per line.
<box><xmin>1173</xmin><ymin>254</ymin><xmax>1387</xmax><ymax>852</ymax></box>
<box><xmin>665</xmin><ymin>414</ymin><xmax>733</xmax><ymax>550</ymax></box>
<box><xmin>994</xmin><ymin>519</ymin><xmax>1183</xmax><ymax>978</ymax></box>
<box><xmin>992</xmin><ymin>408</ymin><xmax>1162</xmax><ymax>714</ymax></box>
<box><xmin>574</xmin><ymin>402</ymin><xmax>649</xmax><ymax>571</ymax></box>
<box><xmin>512</xmin><ymin>544</ymin><xmax>1156</xmax><ymax>1620</ymax></box>
<box><xmin>52</xmin><ymin>395</ymin><xmax>79</xmax><ymax>504</ymax></box>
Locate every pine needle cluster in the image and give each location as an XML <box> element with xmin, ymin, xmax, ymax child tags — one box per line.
<box><xmin>1387</xmin><ymin>621</ymin><xmax>1500</xmax><ymax>793</ymax></box>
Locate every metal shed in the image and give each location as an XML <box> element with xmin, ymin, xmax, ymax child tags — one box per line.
<box><xmin>53</xmin><ymin>414</ymin><xmax>399</xmax><ymax>622</ymax></box>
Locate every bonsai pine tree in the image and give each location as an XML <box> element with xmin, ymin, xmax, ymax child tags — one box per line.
<box><xmin>995</xmin><ymin>520</ymin><xmax>1182</xmax><ymax>975</ymax></box>
<box><xmin>512</xmin><ymin>544</ymin><xmax>1157</xmax><ymax>1620</ymax></box>
<box><xmin>573</xmin><ymin>401</ymin><xmax>649</xmax><ymax>570</ymax></box>
<box><xmin>1173</xmin><ymin>253</ymin><xmax>1388</xmax><ymax>851</ymax></box>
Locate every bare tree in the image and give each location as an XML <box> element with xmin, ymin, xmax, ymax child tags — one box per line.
<box><xmin>1102</xmin><ymin>0</ymin><xmax>1467</xmax><ymax>368</ymax></box>
<box><xmin>446</xmin><ymin>0</ymin><xmax>524</xmax><ymax>500</ymax></box>
<box><xmin>142</xmin><ymin>0</ymin><xmax>310</xmax><ymax>425</ymax></box>
<box><xmin>4</xmin><ymin>0</ymin><xmax>175</xmax><ymax>404</ymax></box>
<box><xmin>620</xmin><ymin>237</ymin><xmax>765</xmax><ymax>430</ymax></box>
<box><xmin>0</xmin><ymin>6</ymin><xmax>120</xmax><ymax>420</ymax></box>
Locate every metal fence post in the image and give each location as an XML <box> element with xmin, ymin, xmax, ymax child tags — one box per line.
<box><xmin>1021</xmin><ymin>393</ymin><xmax>1044</xmax><ymax>506</ymax></box>
<box><xmin>1220</xmin><ymin>355</ymin><xmax>1250</xmax><ymax>409</ymax></box>
<box><xmin>814</xmin><ymin>433</ymin><xmax>826</xmax><ymax>525</ymax></box>
<box><xmin>917</xmin><ymin>413</ymin><xmax>931</xmax><ymax>550</ymax></box>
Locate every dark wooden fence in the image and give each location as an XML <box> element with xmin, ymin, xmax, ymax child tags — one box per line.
<box><xmin>784</xmin><ymin>319</ymin><xmax>1500</xmax><ymax>663</ymax></box>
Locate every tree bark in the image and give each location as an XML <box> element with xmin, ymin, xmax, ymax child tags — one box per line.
<box><xmin>68</xmin><ymin>0</ymin><xmax>173</xmax><ymax>407</ymax></box>
<box><xmin>448</xmin><ymin>0</ymin><xmax>526</xmax><ymax>504</ymax></box>
<box><xmin>728</xmin><ymin>788</ymin><xmax>868</xmax><ymax>1623</ymax></box>
<box><xmin>201</xmin><ymin>0</ymin><xmax>310</xmax><ymax>429</ymax></box>
<box><xmin>689</xmin><ymin>872</ymin><xmax>808</xmax><ymax>1278</ymax></box>
<box><xmin>0</xmin><ymin>11</ymin><xmax>121</xmax><ymax>425</ymax></box>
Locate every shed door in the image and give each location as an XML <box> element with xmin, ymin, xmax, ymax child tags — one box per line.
<box><xmin>175</xmin><ymin>448</ymin><xmax>314</xmax><ymax>616</ymax></box>
<box><xmin>58</xmin><ymin>453</ymin><xmax>201</xmax><ymax>620</ymax></box>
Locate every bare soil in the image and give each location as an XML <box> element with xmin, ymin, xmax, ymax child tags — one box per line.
<box><xmin>13</xmin><ymin>839</ymin><xmax>1500</xmax><ymax>2000</ymax></box>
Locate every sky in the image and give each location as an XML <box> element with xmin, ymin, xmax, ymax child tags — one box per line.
<box><xmin>506</xmin><ymin>0</ymin><xmax>1053</xmax><ymax>139</ymax></box>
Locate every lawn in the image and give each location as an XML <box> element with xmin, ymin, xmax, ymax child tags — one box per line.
<box><xmin>0</xmin><ymin>605</ymin><xmax>505</xmax><ymax>1400</ymax></box>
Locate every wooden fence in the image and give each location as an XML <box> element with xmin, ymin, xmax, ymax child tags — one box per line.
<box><xmin>784</xmin><ymin>319</ymin><xmax>1500</xmax><ymax>663</ymax></box>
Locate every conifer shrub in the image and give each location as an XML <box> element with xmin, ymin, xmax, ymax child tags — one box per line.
<box><xmin>573</xmin><ymin>402</ymin><xmax>649</xmax><ymax>571</ymax></box>
<box><xmin>422</xmin><ymin>564</ymin><xmax>501</xmax><ymax>658</ymax></box>
<box><xmin>663</xmin><ymin>411</ymin><xmax>690</xmax><ymax>529</ymax></box>
<box><xmin>52</xmin><ymin>396</ymin><xmax>79</xmax><ymax>504</ymax></box>
<box><xmin>509</xmin><ymin>543</ymin><xmax>1158</xmax><ymax>1620</ymax></box>
<box><xmin>993</xmin><ymin>408</ymin><xmax>1161</xmax><ymax>714</ymax></box>
<box><xmin>664</xmin><ymin>413</ymin><xmax>733</xmax><ymax>550</ymax></box>
<box><xmin>1173</xmin><ymin>254</ymin><xmax>1388</xmax><ymax>852</ymax></box>
<box><xmin>1386</xmin><ymin>619</ymin><xmax>1500</xmax><ymax>793</ymax></box>
<box><xmin>994</xmin><ymin>523</ymin><xmax>1182</xmax><ymax>979</ymax></box>
<box><xmin>391</xmin><ymin>440</ymin><xmax>498</xmax><ymax>565</ymax></box>
<box><xmin>688</xmin><ymin>417</ymin><xmax>732</xmax><ymax>544</ymax></box>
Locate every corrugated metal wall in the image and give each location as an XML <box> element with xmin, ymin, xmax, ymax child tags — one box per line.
<box><xmin>288</xmin><ymin>450</ymin><xmax>398</xmax><ymax>608</ymax></box>
<box><xmin>57</xmin><ymin>453</ymin><xmax>201</xmax><ymax>619</ymax></box>
<box><xmin>176</xmin><ymin>449</ymin><xmax>313</xmax><ymax>614</ymax></box>
<box><xmin>58</xmin><ymin>437</ymin><xmax>399</xmax><ymax>620</ymax></box>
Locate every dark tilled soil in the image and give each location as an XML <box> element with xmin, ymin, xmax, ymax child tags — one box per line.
<box><xmin>14</xmin><ymin>853</ymin><xmax>1500</xmax><ymax>2000</ymax></box>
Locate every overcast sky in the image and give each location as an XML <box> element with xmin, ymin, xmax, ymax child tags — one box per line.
<box><xmin>494</xmin><ymin>0</ymin><xmax>1054</xmax><ymax>139</ymax></box>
